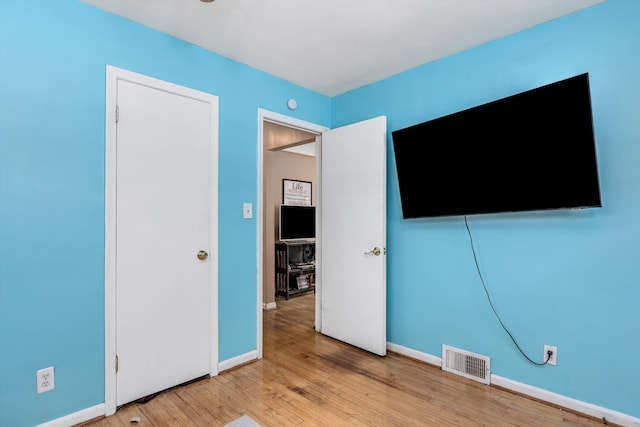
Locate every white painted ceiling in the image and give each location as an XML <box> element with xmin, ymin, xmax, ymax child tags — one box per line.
<box><xmin>82</xmin><ymin>0</ymin><xmax>605</xmax><ymax>97</ymax></box>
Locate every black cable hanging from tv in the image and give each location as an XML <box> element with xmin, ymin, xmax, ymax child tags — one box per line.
<box><xmin>464</xmin><ymin>216</ymin><xmax>551</xmax><ymax>366</ymax></box>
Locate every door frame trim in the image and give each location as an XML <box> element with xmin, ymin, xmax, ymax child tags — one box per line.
<box><xmin>256</xmin><ymin>109</ymin><xmax>328</xmax><ymax>358</ymax></box>
<box><xmin>104</xmin><ymin>65</ymin><xmax>219</xmax><ymax>415</ymax></box>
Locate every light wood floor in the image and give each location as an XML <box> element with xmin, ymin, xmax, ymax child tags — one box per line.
<box><xmin>84</xmin><ymin>293</ymin><xmax>607</xmax><ymax>426</ymax></box>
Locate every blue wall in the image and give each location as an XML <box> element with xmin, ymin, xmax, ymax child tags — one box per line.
<box><xmin>333</xmin><ymin>0</ymin><xmax>639</xmax><ymax>418</ymax></box>
<box><xmin>2</xmin><ymin>0</ymin><xmax>639</xmax><ymax>425</ymax></box>
<box><xmin>0</xmin><ymin>1</ymin><xmax>330</xmax><ymax>425</ymax></box>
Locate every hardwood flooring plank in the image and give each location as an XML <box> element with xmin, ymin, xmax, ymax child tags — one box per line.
<box><xmin>83</xmin><ymin>293</ymin><xmax>610</xmax><ymax>427</ymax></box>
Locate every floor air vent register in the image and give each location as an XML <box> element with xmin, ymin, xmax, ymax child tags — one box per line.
<box><xmin>442</xmin><ymin>345</ymin><xmax>491</xmax><ymax>385</ymax></box>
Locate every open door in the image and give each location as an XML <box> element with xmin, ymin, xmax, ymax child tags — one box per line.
<box><xmin>320</xmin><ymin>116</ymin><xmax>387</xmax><ymax>356</ymax></box>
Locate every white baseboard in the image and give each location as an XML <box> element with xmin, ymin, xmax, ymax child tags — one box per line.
<box><xmin>388</xmin><ymin>342</ymin><xmax>639</xmax><ymax>427</ymax></box>
<box><xmin>491</xmin><ymin>375</ymin><xmax>640</xmax><ymax>427</ymax></box>
<box><xmin>35</xmin><ymin>403</ymin><xmax>105</xmax><ymax>427</ymax></box>
<box><xmin>218</xmin><ymin>350</ymin><xmax>258</xmax><ymax>373</ymax></box>
<box><xmin>35</xmin><ymin>347</ymin><xmax>640</xmax><ymax>427</ymax></box>
<box><xmin>36</xmin><ymin>352</ymin><xmax>260</xmax><ymax>427</ymax></box>
<box><xmin>263</xmin><ymin>302</ymin><xmax>277</xmax><ymax>310</ymax></box>
<box><xmin>386</xmin><ymin>342</ymin><xmax>442</xmax><ymax>367</ymax></box>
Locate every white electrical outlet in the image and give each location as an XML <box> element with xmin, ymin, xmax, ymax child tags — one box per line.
<box><xmin>37</xmin><ymin>367</ymin><xmax>55</xmax><ymax>393</ymax></box>
<box><xmin>543</xmin><ymin>345</ymin><xmax>557</xmax><ymax>366</ymax></box>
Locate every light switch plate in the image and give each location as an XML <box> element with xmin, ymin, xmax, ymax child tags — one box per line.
<box><xmin>243</xmin><ymin>203</ymin><xmax>253</xmax><ymax>219</ymax></box>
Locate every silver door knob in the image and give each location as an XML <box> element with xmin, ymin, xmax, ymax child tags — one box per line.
<box><xmin>197</xmin><ymin>250</ymin><xmax>209</xmax><ymax>261</ymax></box>
<box><xmin>365</xmin><ymin>247</ymin><xmax>381</xmax><ymax>256</ymax></box>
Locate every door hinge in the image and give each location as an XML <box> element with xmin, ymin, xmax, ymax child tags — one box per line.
<box><xmin>115</xmin><ymin>355</ymin><xmax>119</xmax><ymax>373</ymax></box>
<box><xmin>115</xmin><ymin>105</ymin><xmax>120</xmax><ymax>123</ymax></box>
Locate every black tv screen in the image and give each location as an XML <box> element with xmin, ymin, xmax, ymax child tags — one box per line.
<box><xmin>392</xmin><ymin>73</ymin><xmax>602</xmax><ymax>219</ymax></box>
<box><xmin>279</xmin><ymin>205</ymin><xmax>316</xmax><ymax>241</ymax></box>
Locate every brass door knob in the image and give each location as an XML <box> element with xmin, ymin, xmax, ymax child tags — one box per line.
<box><xmin>365</xmin><ymin>247</ymin><xmax>381</xmax><ymax>256</ymax></box>
<box><xmin>197</xmin><ymin>250</ymin><xmax>209</xmax><ymax>261</ymax></box>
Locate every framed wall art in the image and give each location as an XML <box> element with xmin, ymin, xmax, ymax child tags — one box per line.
<box><xmin>282</xmin><ymin>179</ymin><xmax>312</xmax><ymax>206</ymax></box>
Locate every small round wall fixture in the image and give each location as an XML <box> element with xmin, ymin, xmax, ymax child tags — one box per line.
<box><xmin>201</xmin><ymin>0</ymin><xmax>214</xmax><ymax>3</ymax></box>
<box><xmin>287</xmin><ymin>98</ymin><xmax>298</xmax><ymax>110</ymax></box>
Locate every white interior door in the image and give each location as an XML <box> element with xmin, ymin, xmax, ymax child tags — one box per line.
<box><xmin>115</xmin><ymin>76</ymin><xmax>217</xmax><ymax>406</ymax></box>
<box><xmin>321</xmin><ymin>116</ymin><xmax>387</xmax><ymax>356</ymax></box>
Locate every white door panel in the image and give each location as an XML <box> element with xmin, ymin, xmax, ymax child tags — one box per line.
<box><xmin>116</xmin><ymin>78</ymin><xmax>214</xmax><ymax>405</ymax></box>
<box><xmin>321</xmin><ymin>116</ymin><xmax>387</xmax><ymax>356</ymax></box>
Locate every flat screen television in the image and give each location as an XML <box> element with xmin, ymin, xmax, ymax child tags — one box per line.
<box><xmin>391</xmin><ymin>73</ymin><xmax>602</xmax><ymax>219</ymax></box>
<box><xmin>279</xmin><ymin>205</ymin><xmax>316</xmax><ymax>241</ymax></box>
